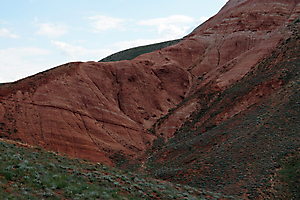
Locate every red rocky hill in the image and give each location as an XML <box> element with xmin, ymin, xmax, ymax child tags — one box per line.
<box><xmin>0</xmin><ymin>0</ymin><xmax>300</xmax><ymax>168</ymax></box>
<box><xmin>143</xmin><ymin>20</ymin><xmax>300</xmax><ymax>199</ymax></box>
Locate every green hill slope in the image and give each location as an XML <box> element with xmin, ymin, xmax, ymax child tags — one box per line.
<box><xmin>0</xmin><ymin>138</ymin><xmax>235</xmax><ymax>199</ymax></box>
<box><xmin>99</xmin><ymin>39</ymin><xmax>181</xmax><ymax>62</ymax></box>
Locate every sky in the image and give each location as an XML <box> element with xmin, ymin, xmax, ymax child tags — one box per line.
<box><xmin>0</xmin><ymin>0</ymin><xmax>228</xmax><ymax>83</ymax></box>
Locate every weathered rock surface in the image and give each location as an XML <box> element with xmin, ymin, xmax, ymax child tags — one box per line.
<box><xmin>154</xmin><ymin>0</ymin><xmax>300</xmax><ymax>137</ymax></box>
<box><xmin>0</xmin><ymin>60</ymin><xmax>191</xmax><ymax>164</ymax></box>
<box><xmin>0</xmin><ymin>0</ymin><xmax>300</xmax><ymax>164</ymax></box>
<box><xmin>145</xmin><ymin>18</ymin><xmax>300</xmax><ymax>198</ymax></box>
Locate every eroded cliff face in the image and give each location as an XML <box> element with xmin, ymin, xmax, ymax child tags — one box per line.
<box><xmin>154</xmin><ymin>0</ymin><xmax>300</xmax><ymax>137</ymax></box>
<box><xmin>0</xmin><ymin>0</ymin><xmax>300</xmax><ymax>164</ymax></box>
<box><xmin>0</xmin><ymin>61</ymin><xmax>191</xmax><ymax>165</ymax></box>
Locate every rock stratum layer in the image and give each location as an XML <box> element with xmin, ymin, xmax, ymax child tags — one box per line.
<box><xmin>1</xmin><ymin>0</ymin><xmax>300</xmax><ymax>165</ymax></box>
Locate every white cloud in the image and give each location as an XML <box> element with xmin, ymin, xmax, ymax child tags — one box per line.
<box><xmin>0</xmin><ymin>77</ymin><xmax>6</xmax><ymax>83</ymax></box>
<box><xmin>35</xmin><ymin>22</ymin><xmax>68</xmax><ymax>38</ymax></box>
<box><xmin>137</xmin><ymin>15</ymin><xmax>195</xmax><ymax>39</ymax></box>
<box><xmin>87</xmin><ymin>14</ymin><xmax>210</xmax><ymax>43</ymax></box>
<box><xmin>110</xmin><ymin>15</ymin><xmax>211</xmax><ymax>51</ymax></box>
<box><xmin>51</xmin><ymin>41</ymin><xmax>85</xmax><ymax>58</ymax></box>
<box><xmin>198</xmin><ymin>17</ymin><xmax>210</xmax><ymax>24</ymax></box>
<box><xmin>0</xmin><ymin>28</ymin><xmax>18</xmax><ymax>38</ymax></box>
<box><xmin>51</xmin><ymin>40</ymin><xmax>114</xmax><ymax>60</ymax></box>
<box><xmin>0</xmin><ymin>47</ymin><xmax>50</xmax><ymax>82</ymax></box>
<box><xmin>88</xmin><ymin>15</ymin><xmax>127</xmax><ymax>32</ymax></box>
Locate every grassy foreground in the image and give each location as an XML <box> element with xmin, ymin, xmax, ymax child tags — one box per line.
<box><xmin>0</xmin><ymin>138</ymin><xmax>235</xmax><ymax>200</ymax></box>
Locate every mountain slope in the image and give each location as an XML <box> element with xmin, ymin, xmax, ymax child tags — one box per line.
<box><xmin>99</xmin><ymin>39</ymin><xmax>181</xmax><ymax>62</ymax></box>
<box><xmin>153</xmin><ymin>0</ymin><xmax>300</xmax><ymax>138</ymax></box>
<box><xmin>141</xmin><ymin>19</ymin><xmax>300</xmax><ymax>199</ymax></box>
<box><xmin>0</xmin><ymin>0</ymin><xmax>300</xmax><ymax>169</ymax></box>
<box><xmin>0</xmin><ymin>138</ymin><xmax>233</xmax><ymax>199</ymax></box>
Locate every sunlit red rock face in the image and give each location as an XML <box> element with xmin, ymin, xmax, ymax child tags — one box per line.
<box><xmin>0</xmin><ymin>0</ymin><xmax>300</xmax><ymax>164</ymax></box>
<box><xmin>0</xmin><ymin>61</ymin><xmax>190</xmax><ymax>165</ymax></box>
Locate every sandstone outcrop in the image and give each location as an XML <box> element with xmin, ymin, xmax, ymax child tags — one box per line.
<box><xmin>0</xmin><ymin>60</ymin><xmax>191</xmax><ymax>164</ymax></box>
<box><xmin>1</xmin><ymin>0</ymin><xmax>300</xmax><ymax>164</ymax></box>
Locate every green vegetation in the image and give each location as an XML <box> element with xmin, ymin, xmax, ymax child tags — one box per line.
<box><xmin>99</xmin><ymin>39</ymin><xmax>181</xmax><ymax>62</ymax></box>
<box><xmin>151</xmin><ymin>136</ymin><xmax>166</xmax><ymax>151</ymax></box>
<box><xmin>0</xmin><ymin>139</ymin><xmax>227</xmax><ymax>199</ymax></box>
<box><xmin>275</xmin><ymin>151</ymin><xmax>300</xmax><ymax>199</ymax></box>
